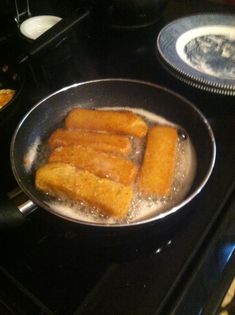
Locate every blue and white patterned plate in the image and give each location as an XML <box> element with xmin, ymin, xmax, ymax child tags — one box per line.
<box><xmin>156</xmin><ymin>14</ymin><xmax>235</xmax><ymax>94</ymax></box>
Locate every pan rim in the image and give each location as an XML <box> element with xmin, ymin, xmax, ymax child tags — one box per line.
<box><xmin>10</xmin><ymin>78</ymin><xmax>216</xmax><ymax>228</ymax></box>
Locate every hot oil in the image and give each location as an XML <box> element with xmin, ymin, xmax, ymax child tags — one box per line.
<box><xmin>116</xmin><ymin>107</ymin><xmax>196</xmax><ymax>223</ymax></box>
<box><xmin>24</xmin><ymin>140</ymin><xmax>51</xmax><ymax>173</ymax></box>
<box><xmin>29</xmin><ymin>107</ymin><xmax>197</xmax><ymax>224</ymax></box>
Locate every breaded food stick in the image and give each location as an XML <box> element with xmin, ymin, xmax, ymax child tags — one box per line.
<box><xmin>48</xmin><ymin>128</ymin><xmax>132</xmax><ymax>156</ymax></box>
<box><xmin>35</xmin><ymin>162</ymin><xmax>133</xmax><ymax>218</ymax></box>
<box><xmin>49</xmin><ymin>145</ymin><xmax>138</xmax><ymax>186</ymax></box>
<box><xmin>65</xmin><ymin>108</ymin><xmax>148</xmax><ymax>138</ymax></box>
<box><xmin>138</xmin><ymin>126</ymin><xmax>178</xmax><ymax>196</ymax></box>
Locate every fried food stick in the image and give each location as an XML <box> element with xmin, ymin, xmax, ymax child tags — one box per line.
<box><xmin>138</xmin><ymin>126</ymin><xmax>178</xmax><ymax>196</ymax></box>
<box><xmin>48</xmin><ymin>128</ymin><xmax>132</xmax><ymax>156</ymax></box>
<box><xmin>49</xmin><ymin>145</ymin><xmax>138</xmax><ymax>186</ymax></box>
<box><xmin>65</xmin><ymin>108</ymin><xmax>148</xmax><ymax>138</ymax></box>
<box><xmin>35</xmin><ymin>162</ymin><xmax>133</xmax><ymax>218</ymax></box>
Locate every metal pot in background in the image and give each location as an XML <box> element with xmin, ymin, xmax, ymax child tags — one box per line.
<box><xmin>92</xmin><ymin>0</ymin><xmax>169</xmax><ymax>28</ymax></box>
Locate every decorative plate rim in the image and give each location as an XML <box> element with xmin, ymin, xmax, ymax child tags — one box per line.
<box><xmin>156</xmin><ymin>13</ymin><xmax>235</xmax><ymax>90</ymax></box>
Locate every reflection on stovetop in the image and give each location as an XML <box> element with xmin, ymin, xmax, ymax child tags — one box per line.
<box><xmin>0</xmin><ymin>1</ymin><xmax>235</xmax><ymax>315</ymax></box>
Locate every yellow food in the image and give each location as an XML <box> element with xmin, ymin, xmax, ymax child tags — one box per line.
<box><xmin>138</xmin><ymin>126</ymin><xmax>178</xmax><ymax>196</ymax></box>
<box><xmin>0</xmin><ymin>89</ymin><xmax>15</xmax><ymax>108</ymax></box>
<box><xmin>65</xmin><ymin>108</ymin><xmax>148</xmax><ymax>138</ymax></box>
<box><xmin>48</xmin><ymin>128</ymin><xmax>132</xmax><ymax>156</ymax></box>
<box><xmin>35</xmin><ymin>162</ymin><xmax>133</xmax><ymax>218</ymax></box>
<box><xmin>35</xmin><ymin>106</ymin><xmax>185</xmax><ymax>220</ymax></box>
<box><xmin>49</xmin><ymin>145</ymin><xmax>138</xmax><ymax>186</ymax></box>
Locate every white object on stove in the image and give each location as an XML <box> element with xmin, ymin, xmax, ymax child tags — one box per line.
<box><xmin>20</xmin><ymin>15</ymin><xmax>62</xmax><ymax>40</ymax></box>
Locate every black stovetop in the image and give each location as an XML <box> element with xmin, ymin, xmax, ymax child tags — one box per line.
<box><xmin>0</xmin><ymin>1</ymin><xmax>235</xmax><ymax>315</ymax></box>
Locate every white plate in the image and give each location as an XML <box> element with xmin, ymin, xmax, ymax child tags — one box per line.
<box><xmin>20</xmin><ymin>15</ymin><xmax>62</xmax><ymax>40</ymax></box>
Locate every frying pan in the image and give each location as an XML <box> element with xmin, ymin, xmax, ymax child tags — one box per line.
<box><xmin>0</xmin><ymin>79</ymin><xmax>216</xmax><ymax>231</ymax></box>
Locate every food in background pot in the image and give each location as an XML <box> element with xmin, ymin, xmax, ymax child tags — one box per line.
<box><xmin>0</xmin><ymin>89</ymin><xmax>15</xmax><ymax>109</ymax></box>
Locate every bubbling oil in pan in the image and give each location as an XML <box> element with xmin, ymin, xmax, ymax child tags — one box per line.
<box><xmin>26</xmin><ymin>107</ymin><xmax>197</xmax><ymax>225</ymax></box>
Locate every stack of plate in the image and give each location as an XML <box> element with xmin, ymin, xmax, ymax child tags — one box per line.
<box><xmin>156</xmin><ymin>13</ymin><xmax>235</xmax><ymax>95</ymax></box>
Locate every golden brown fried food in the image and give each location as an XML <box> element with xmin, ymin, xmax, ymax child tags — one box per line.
<box><xmin>35</xmin><ymin>162</ymin><xmax>133</xmax><ymax>218</ymax></box>
<box><xmin>65</xmin><ymin>108</ymin><xmax>148</xmax><ymax>138</ymax></box>
<box><xmin>48</xmin><ymin>128</ymin><xmax>132</xmax><ymax>156</ymax></box>
<box><xmin>0</xmin><ymin>89</ymin><xmax>15</xmax><ymax>109</ymax></box>
<box><xmin>49</xmin><ymin>145</ymin><xmax>138</xmax><ymax>186</ymax></box>
<box><xmin>138</xmin><ymin>126</ymin><xmax>178</xmax><ymax>196</ymax></box>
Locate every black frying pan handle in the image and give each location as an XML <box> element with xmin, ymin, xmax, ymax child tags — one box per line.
<box><xmin>0</xmin><ymin>193</ymin><xmax>25</xmax><ymax>229</ymax></box>
<box><xmin>18</xmin><ymin>8</ymin><xmax>91</xmax><ymax>64</ymax></box>
<box><xmin>0</xmin><ymin>190</ymin><xmax>37</xmax><ymax>230</ymax></box>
